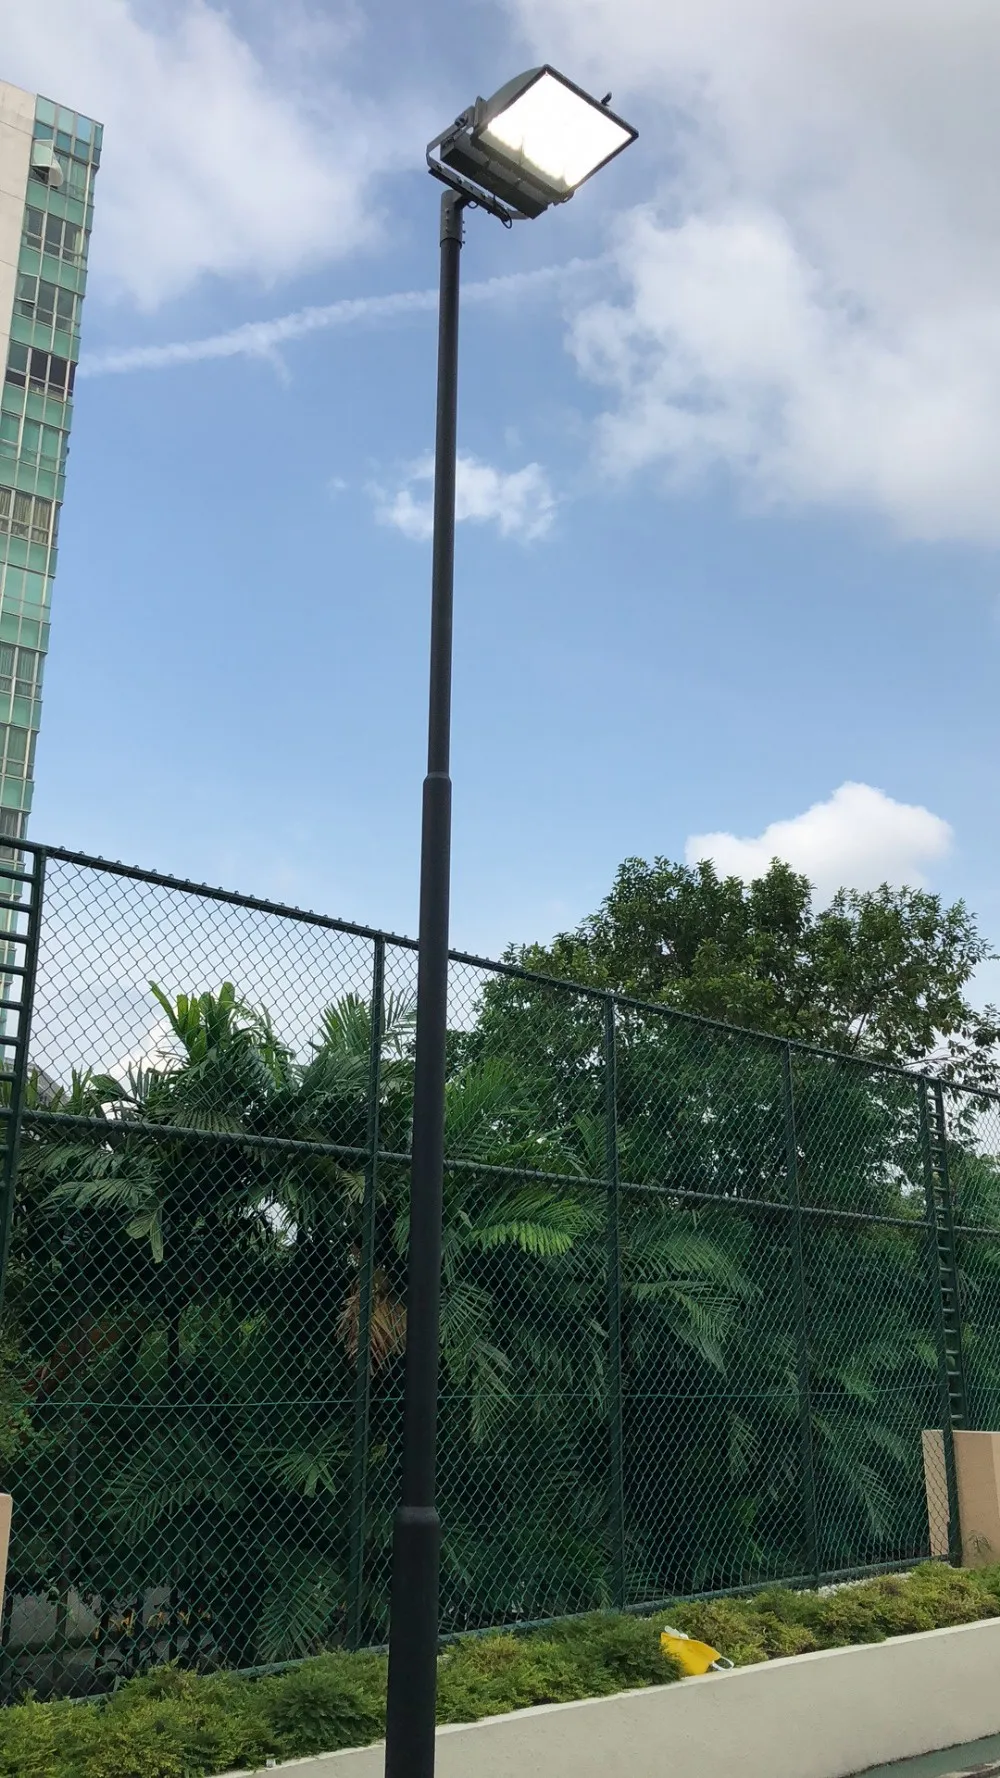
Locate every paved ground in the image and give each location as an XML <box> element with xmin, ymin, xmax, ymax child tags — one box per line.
<box><xmin>858</xmin><ymin>1736</ymin><xmax>1000</xmax><ymax>1777</ymax></box>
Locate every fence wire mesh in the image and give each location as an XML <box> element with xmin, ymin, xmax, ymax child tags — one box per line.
<box><xmin>0</xmin><ymin>844</ymin><xmax>988</xmax><ymax>1698</ymax></box>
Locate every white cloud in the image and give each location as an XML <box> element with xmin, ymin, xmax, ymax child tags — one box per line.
<box><xmin>685</xmin><ymin>783</ymin><xmax>953</xmax><ymax>901</ymax></box>
<box><xmin>105</xmin><ymin>1017</ymin><xmax>180</xmax><ymax>1085</ymax></box>
<box><xmin>504</xmin><ymin>0</ymin><xmax>1000</xmax><ymax>542</ymax></box>
<box><xmin>0</xmin><ymin>0</ymin><xmax>406</xmax><ymax>306</ymax></box>
<box><xmin>372</xmin><ymin>453</ymin><xmax>556</xmax><ymax>543</ymax></box>
<box><xmin>78</xmin><ymin>258</ymin><xmax>603</xmax><ymax>376</ymax></box>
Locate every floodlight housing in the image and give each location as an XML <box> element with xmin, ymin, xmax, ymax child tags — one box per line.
<box><xmin>429</xmin><ymin>65</ymin><xmax>637</xmax><ymax>221</ymax></box>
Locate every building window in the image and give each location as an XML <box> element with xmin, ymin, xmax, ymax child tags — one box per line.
<box><xmin>0</xmin><ymin>809</ymin><xmax>25</xmax><ymax>840</ymax></box>
<box><xmin>15</xmin><ymin>275</ymin><xmax>79</xmax><ymax>336</ymax></box>
<box><xmin>24</xmin><ymin>207</ymin><xmax>83</xmax><ymax>264</ymax></box>
<box><xmin>0</xmin><ymin>489</ymin><xmax>57</xmax><ymax>548</ymax></box>
<box><xmin>0</xmin><ymin>565</ymin><xmax>49</xmax><ymax>615</ymax></box>
<box><xmin>29</xmin><ymin>152</ymin><xmax>93</xmax><ymax>204</ymax></box>
<box><xmin>5</xmin><ymin>342</ymin><xmax>76</xmax><ymax>399</ymax></box>
<box><xmin>0</xmin><ymin>645</ymin><xmax>43</xmax><ymax>703</ymax></box>
<box><xmin>0</xmin><ymin>724</ymin><xmax>37</xmax><ymax>782</ymax></box>
<box><xmin>35</xmin><ymin>98</ymin><xmax>101</xmax><ymax>168</ymax></box>
<box><xmin>61</xmin><ymin>159</ymin><xmax>91</xmax><ymax>203</ymax></box>
<box><xmin>0</xmin><ymin>413</ymin><xmax>66</xmax><ymax>471</ymax></box>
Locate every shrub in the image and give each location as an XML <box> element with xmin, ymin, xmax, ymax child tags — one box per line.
<box><xmin>436</xmin><ymin>1620</ymin><xmax>678</xmax><ymax>1724</ymax></box>
<box><xmin>0</xmin><ymin>1697</ymin><xmax>61</xmax><ymax>1778</ymax></box>
<box><xmin>793</xmin><ymin>1569</ymin><xmax>992</xmax><ymax>1648</ymax></box>
<box><xmin>95</xmin><ymin>1668</ymin><xmax>274</xmax><ymax>1778</ymax></box>
<box><xmin>659</xmin><ymin>1565</ymin><xmax>1000</xmax><ymax>1668</ymax></box>
<box><xmin>544</xmin><ymin>1613</ymin><xmax>683</xmax><ymax>1689</ymax></box>
<box><xmin>262</xmin><ymin>1652</ymin><xmax>385</xmax><ymax>1758</ymax></box>
<box><xmin>79</xmin><ymin>1697</ymin><xmax>233</xmax><ymax>1778</ymax></box>
<box><xmin>437</xmin><ymin>1634</ymin><xmax>578</xmax><ymax>1722</ymax></box>
<box><xmin>4</xmin><ymin>1563</ymin><xmax>1000</xmax><ymax>1777</ymax></box>
<box><xmin>660</xmin><ymin>1598</ymin><xmax>775</xmax><ymax>1666</ymax></box>
<box><xmin>0</xmin><ymin>1668</ymin><xmax>274</xmax><ymax>1778</ymax></box>
<box><xmin>905</xmin><ymin>1564</ymin><xmax>998</xmax><ymax>1625</ymax></box>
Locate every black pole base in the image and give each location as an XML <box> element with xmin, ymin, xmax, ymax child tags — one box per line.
<box><xmin>384</xmin><ymin>1505</ymin><xmax>442</xmax><ymax>1778</ymax></box>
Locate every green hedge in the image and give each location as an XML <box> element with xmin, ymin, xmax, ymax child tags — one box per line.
<box><xmin>3</xmin><ymin>1564</ymin><xmax>1000</xmax><ymax>1778</ymax></box>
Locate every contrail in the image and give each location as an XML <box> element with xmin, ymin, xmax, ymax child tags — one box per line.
<box><xmin>78</xmin><ymin>257</ymin><xmax>604</xmax><ymax>378</ymax></box>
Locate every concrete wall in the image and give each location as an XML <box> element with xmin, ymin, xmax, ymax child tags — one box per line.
<box><xmin>219</xmin><ymin>1617</ymin><xmax>1000</xmax><ymax>1778</ymax></box>
<box><xmin>953</xmin><ymin>1432</ymin><xmax>1000</xmax><ymax>1565</ymax></box>
<box><xmin>923</xmin><ymin>1428</ymin><xmax>1000</xmax><ymax>1565</ymax></box>
<box><xmin>0</xmin><ymin>81</ymin><xmax>34</xmax><ymax>371</ymax></box>
<box><xmin>0</xmin><ymin>1494</ymin><xmax>10</xmax><ymax>1622</ymax></box>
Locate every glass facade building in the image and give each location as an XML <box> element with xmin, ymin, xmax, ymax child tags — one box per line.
<box><xmin>0</xmin><ymin>80</ymin><xmax>101</xmax><ymax>839</ymax></box>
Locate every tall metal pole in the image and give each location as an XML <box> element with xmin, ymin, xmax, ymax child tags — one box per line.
<box><xmin>603</xmin><ymin>997</ymin><xmax>627</xmax><ymax>1609</ymax></box>
<box><xmin>384</xmin><ymin>186</ymin><xmax>465</xmax><ymax>1778</ymax></box>
<box><xmin>346</xmin><ymin>936</ymin><xmax>386</xmax><ymax>1651</ymax></box>
<box><xmin>0</xmin><ymin>846</ymin><xmax>45</xmax><ymax>1320</ymax></box>
<box><xmin>781</xmin><ymin>1044</ymin><xmax>820</xmax><ymax>1585</ymax></box>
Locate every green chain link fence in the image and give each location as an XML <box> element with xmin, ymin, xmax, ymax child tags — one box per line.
<box><xmin>0</xmin><ymin>841</ymin><xmax>992</xmax><ymax>1700</ymax></box>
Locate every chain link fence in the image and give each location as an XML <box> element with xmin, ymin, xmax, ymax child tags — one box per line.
<box><xmin>0</xmin><ymin>843</ymin><xmax>988</xmax><ymax>1698</ymax></box>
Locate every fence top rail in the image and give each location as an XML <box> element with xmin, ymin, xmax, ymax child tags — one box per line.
<box><xmin>14</xmin><ymin>838</ymin><xmax>995</xmax><ymax>1107</ymax></box>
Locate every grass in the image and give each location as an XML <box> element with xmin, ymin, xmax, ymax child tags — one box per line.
<box><xmin>3</xmin><ymin>1563</ymin><xmax>1000</xmax><ymax>1777</ymax></box>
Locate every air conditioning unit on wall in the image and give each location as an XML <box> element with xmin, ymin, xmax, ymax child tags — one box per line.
<box><xmin>29</xmin><ymin>141</ymin><xmax>63</xmax><ymax>188</ymax></box>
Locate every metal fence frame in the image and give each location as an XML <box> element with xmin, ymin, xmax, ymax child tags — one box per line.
<box><xmin>0</xmin><ymin>838</ymin><xmax>994</xmax><ymax>1697</ymax></box>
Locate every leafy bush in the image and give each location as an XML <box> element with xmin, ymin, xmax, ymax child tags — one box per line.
<box><xmin>0</xmin><ymin>1697</ymin><xmax>60</xmax><ymax>1778</ymax></box>
<box><xmin>662</xmin><ymin>1597</ymin><xmax>793</xmax><ymax>1665</ymax></box>
<box><xmin>3</xmin><ymin>1565</ymin><xmax>1000</xmax><ymax>1777</ymax></box>
<box><xmin>437</xmin><ymin>1635</ymin><xmax>583</xmax><ymax>1721</ymax></box>
<box><xmin>664</xmin><ymin>1563</ymin><xmax>1000</xmax><ymax>1666</ymax></box>
<box><xmin>260</xmin><ymin>1652</ymin><xmax>385</xmax><ymax>1757</ymax></box>
<box><xmin>0</xmin><ymin>1668</ymin><xmax>275</xmax><ymax>1778</ymax></box>
<box><xmin>436</xmin><ymin>1618</ymin><xmax>677</xmax><ymax>1724</ymax></box>
<box><xmin>543</xmin><ymin>1613</ymin><xmax>682</xmax><ymax>1690</ymax></box>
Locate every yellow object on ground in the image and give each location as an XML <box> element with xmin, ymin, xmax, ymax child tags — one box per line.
<box><xmin>660</xmin><ymin>1625</ymin><xmax>734</xmax><ymax>1676</ymax></box>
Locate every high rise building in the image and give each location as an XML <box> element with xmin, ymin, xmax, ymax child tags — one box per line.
<box><xmin>0</xmin><ymin>80</ymin><xmax>101</xmax><ymax>840</ymax></box>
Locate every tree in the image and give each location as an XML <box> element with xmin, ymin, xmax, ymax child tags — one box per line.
<box><xmin>508</xmin><ymin>856</ymin><xmax>999</xmax><ymax>1086</ymax></box>
<box><xmin>465</xmin><ymin>857</ymin><xmax>1000</xmax><ymax>1605</ymax></box>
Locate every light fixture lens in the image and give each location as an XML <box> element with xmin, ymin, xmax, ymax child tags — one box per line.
<box><xmin>481</xmin><ymin>70</ymin><xmax>632</xmax><ymax>193</ymax></box>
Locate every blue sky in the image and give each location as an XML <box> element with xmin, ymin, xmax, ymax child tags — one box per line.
<box><xmin>3</xmin><ymin>0</ymin><xmax>1000</xmax><ymax>986</ymax></box>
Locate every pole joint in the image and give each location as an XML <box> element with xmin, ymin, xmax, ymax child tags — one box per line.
<box><xmin>440</xmin><ymin>189</ymin><xmax>467</xmax><ymax>245</ymax></box>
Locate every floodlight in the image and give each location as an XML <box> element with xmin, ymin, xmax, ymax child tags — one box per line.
<box><xmin>429</xmin><ymin>65</ymin><xmax>637</xmax><ymax>220</ymax></box>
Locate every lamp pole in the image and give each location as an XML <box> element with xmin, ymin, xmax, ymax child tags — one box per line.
<box><xmin>382</xmin><ymin>71</ymin><xmax>635</xmax><ymax>1778</ymax></box>
<box><xmin>383</xmin><ymin>185</ymin><xmax>466</xmax><ymax>1778</ymax></box>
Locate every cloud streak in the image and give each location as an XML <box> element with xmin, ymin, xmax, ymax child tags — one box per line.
<box><xmin>78</xmin><ymin>258</ymin><xmax>605</xmax><ymax>378</ymax></box>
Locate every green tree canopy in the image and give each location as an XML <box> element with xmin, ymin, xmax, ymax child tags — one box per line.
<box><xmin>509</xmin><ymin>857</ymin><xmax>999</xmax><ymax>1083</ymax></box>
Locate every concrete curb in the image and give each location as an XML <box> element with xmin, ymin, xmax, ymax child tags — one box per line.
<box><xmin>218</xmin><ymin>1616</ymin><xmax>1000</xmax><ymax>1778</ymax></box>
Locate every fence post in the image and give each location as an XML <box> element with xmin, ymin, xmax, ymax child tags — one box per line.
<box><xmin>604</xmin><ymin>995</ymin><xmax>627</xmax><ymax>1610</ymax></box>
<box><xmin>781</xmin><ymin>1044</ymin><xmax>821</xmax><ymax>1586</ymax></box>
<box><xmin>345</xmin><ymin>936</ymin><xmax>385</xmax><ymax>1650</ymax></box>
<box><xmin>0</xmin><ymin>845</ymin><xmax>45</xmax><ymax>1320</ymax></box>
<box><xmin>918</xmin><ymin>1079</ymin><xmax>965</xmax><ymax>1567</ymax></box>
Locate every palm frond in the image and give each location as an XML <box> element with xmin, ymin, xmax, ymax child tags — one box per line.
<box><xmin>256</xmin><ymin>1553</ymin><xmax>342</xmax><ymax>1662</ymax></box>
<box><xmin>443</xmin><ymin>1057</ymin><xmax>532</xmax><ymax>1160</ymax></box>
<box><xmin>108</xmin><ymin>1422</ymin><xmax>247</xmax><ymax>1540</ymax></box>
<box><xmin>463</xmin><ymin>1184</ymin><xmax>590</xmax><ymax>1258</ymax></box>
<box><xmin>262</xmin><ymin>1431</ymin><xmax>346</xmax><ymax>1499</ymax></box>
<box><xmin>440</xmin><ymin>1281</ymin><xmax>513</xmax><ymax>1443</ymax></box>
